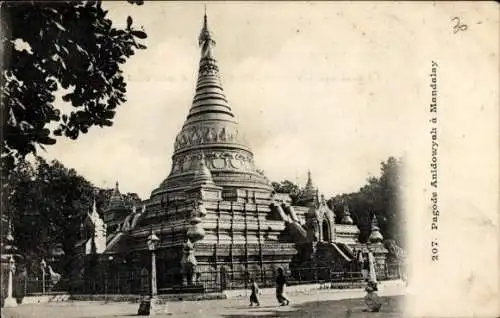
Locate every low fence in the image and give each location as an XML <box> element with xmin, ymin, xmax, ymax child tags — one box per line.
<box><xmin>13</xmin><ymin>263</ymin><xmax>402</xmax><ymax>296</ymax></box>
<box><xmin>73</xmin><ymin>263</ymin><xmax>401</xmax><ymax>295</ymax></box>
<box><xmin>7</xmin><ymin>275</ymin><xmax>66</xmax><ymax>302</ymax></box>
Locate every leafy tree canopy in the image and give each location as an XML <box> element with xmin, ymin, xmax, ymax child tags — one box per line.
<box><xmin>332</xmin><ymin>156</ymin><xmax>405</xmax><ymax>247</ymax></box>
<box><xmin>4</xmin><ymin>156</ymin><xmax>141</xmax><ymax>276</ymax></box>
<box><xmin>271</xmin><ymin>180</ymin><xmax>303</xmax><ymax>205</ymax></box>
<box><xmin>1</xmin><ymin>0</ymin><xmax>147</xmax><ymax>172</ymax></box>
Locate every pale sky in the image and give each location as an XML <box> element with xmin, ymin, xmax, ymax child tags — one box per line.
<box><xmin>41</xmin><ymin>2</ymin><xmax>485</xmax><ymax>201</ymax></box>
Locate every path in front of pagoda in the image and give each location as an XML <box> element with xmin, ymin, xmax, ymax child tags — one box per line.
<box><xmin>1</xmin><ymin>280</ymin><xmax>406</xmax><ymax>318</ymax></box>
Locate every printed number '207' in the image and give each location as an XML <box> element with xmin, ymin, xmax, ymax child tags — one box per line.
<box><xmin>431</xmin><ymin>241</ymin><xmax>439</xmax><ymax>261</ymax></box>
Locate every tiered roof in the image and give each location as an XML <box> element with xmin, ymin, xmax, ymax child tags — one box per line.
<box><xmin>106</xmin><ymin>182</ymin><xmax>127</xmax><ymax>211</ymax></box>
<box><xmin>299</xmin><ymin>171</ymin><xmax>318</xmax><ymax>207</ymax></box>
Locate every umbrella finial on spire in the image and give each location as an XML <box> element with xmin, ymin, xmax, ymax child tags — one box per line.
<box><xmin>198</xmin><ymin>6</ymin><xmax>215</xmax><ymax>51</ymax></box>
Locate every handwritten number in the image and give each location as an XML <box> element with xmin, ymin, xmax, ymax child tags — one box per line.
<box><xmin>451</xmin><ymin>17</ymin><xmax>468</xmax><ymax>33</ymax></box>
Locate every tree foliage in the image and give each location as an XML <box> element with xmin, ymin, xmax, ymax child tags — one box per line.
<box><xmin>332</xmin><ymin>157</ymin><xmax>405</xmax><ymax>247</ymax></box>
<box><xmin>271</xmin><ymin>180</ymin><xmax>303</xmax><ymax>205</ymax></box>
<box><xmin>4</xmin><ymin>157</ymin><xmax>141</xmax><ymax>276</ymax></box>
<box><xmin>1</xmin><ymin>1</ymin><xmax>147</xmax><ymax>171</ymax></box>
<box><xmin>5</xmin><ymin>157</ymin><xmax>93</xmax><ymax>275</ymax></box>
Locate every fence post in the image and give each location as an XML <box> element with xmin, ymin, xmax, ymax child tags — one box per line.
<box><xmin>42</xmin><ymin>270</ymin><xmax>46</xmax><ymax>294</ymax></box>
<box><xmin>244</xmin><ymin>271</ymin><xmax>248</xmax><ymax>291</ymax></box>
<box><xmin>117</xmin><ymin>273</ymin><xmax>120</xmax><ymax>294</ymax></box>
<box><xmin>104</xmin><ymin>272</ymin><xmax>108</xmax><ymax>299</ymax></box>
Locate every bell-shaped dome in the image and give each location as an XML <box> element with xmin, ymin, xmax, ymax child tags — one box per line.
<box><xmin>150</xmin><ymin>13</ymin><xmax>272</xmax><ymax>198</ymax></box>
<box><xmin>342</xmin><ymin>214</ymin><xmax>354</xmax><ymax>225</ymax></box>
<box><xmin>187</xmin><ymin>223</ymin><xmax>206</xmax><ymax>243</ymax></box>
<box><xmin>341</xmin><ymin>204</ymin><xmax>354</xmax><ymax>225</ymax></box>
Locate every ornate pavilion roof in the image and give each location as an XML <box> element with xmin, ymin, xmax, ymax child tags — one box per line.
<box><xmin>151</xmin><ymin>13</ymin><xmax>272</xmax><ymax>197</ymax></box>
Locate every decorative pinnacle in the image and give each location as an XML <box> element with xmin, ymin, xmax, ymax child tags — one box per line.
<box><xmin>371</xmin><ymin>214</ymin><xmax>380</xmax><ymax>230</ymax></box>
<box><xmin>199</xmin><ymin>9</ymin><xmax>215</xmax><ymax>48</ymax></box>
<box><xmin>112</xmin><ymin>181</ymin><xmax>121</xmax><ymax>196</ymax></box>
<box><xmin>341</xmin><ymin>203</ymin><xmax>354</xmax><ymax>225</ymax></box>
<box><xmin>192</xmin><ymin>152</ymin><xmax>213</xmax><ymax>185</ymax></box>
<box><xmin>299</xmin><ymin>169</ymin><xmax>317</xmax><ymax>207</ymax></box>
<box><xmin>369</xmin><ymin>213</ymin><xmax>384</xmax><ymax>243</ymax></box>
<box><xmin>305</xmin><ymin>170</ymin><xmax>314</xmax><ymax>189</ymax></box>
<box><xmin>306</xmin><ymin>170</ymin><xmax>313</xmax><ymax>188</ymax></box>
<box><xmin>6</xmin><ymin>216</ymin><xmax>14</xmax><ymax>242</ymax></box>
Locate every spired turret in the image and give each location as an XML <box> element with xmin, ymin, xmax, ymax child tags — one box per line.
<box><xmin>368</xmin><ymin>214</ymin><xmax>384</xmax><ymax>243</ymax></box>
<box><xmin>108</xmin><ymin>182</ymin><xmax>126</xmax><ymax>210</ymax></box>
<box><xmin>297</xmin><ymin>171</ymin><xmax>318</xmax><ymax>207</ymax></box>
<box><xmin>82</xmin><ymin>198</ymin><xmax>107</xmax><ymax>255</ymax></box>
<box><xmin>103</xmin><ymin>181</ymin><xmax>131</xmax><ymax>234</ymax></box>
<box><xmin>341</xmin><ymin>204</ymin><xmax>354</xmax><ymax>225</ymax></box>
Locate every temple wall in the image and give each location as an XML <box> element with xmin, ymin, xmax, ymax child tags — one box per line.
<box><xmin>111</xmin><ymin>242</ymin><xmax>297</xmax><ymax>289</ymax></box>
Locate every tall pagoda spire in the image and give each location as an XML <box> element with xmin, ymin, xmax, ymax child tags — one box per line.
<box><xmin>184</xmin><ymin>11</ymin><xmax>235</xmax><ymax>126</ymax></box>
<box><xmin>154</xmin><ymin>12</ymin><xmax>272</xmax><ymax>195</ymax></box>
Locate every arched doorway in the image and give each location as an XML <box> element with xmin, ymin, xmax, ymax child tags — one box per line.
<box><xmin>322</xmin><ymin>219</ymin><xmax>331</xmax><ymax>242</ymax></box>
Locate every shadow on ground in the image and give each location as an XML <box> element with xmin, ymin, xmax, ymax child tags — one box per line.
<box><xmin>225</xmin><ymin>305</ymin><xmax>279</xmax><ymax>310</ymax></box>
<box><xmin>220</xmin><ymin>296</ymin><xmax>404</xmax><ymax>318</ymax></box>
